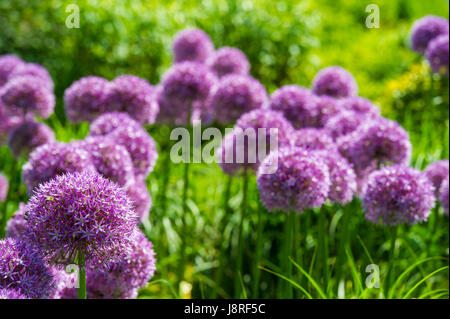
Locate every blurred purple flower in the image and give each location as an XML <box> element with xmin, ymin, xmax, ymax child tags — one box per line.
<box><xmin>6</xmin><ymin>203</ymin><xmax>27</xmax><ymax>239</ymax></box>
<box><xmin>172</xmin><ymin>28</ymin><xmax>214</xmax><ymax>64</ymax></box>
<box><xmin>89</xmin><ymin>111</ymin><xmax>141</xmax><ymax>137</ymax></box>
<box><xmin>0</xmin><ymin>288</ymin><xmax>30</xmax><ymax>299</ymax></box>
<box><xmin>9</xmin><ymin>62</ymin><xmax>54</xmax><ymax>90</ymax></box>
<box><xmin>0</xmin><ymin>173</ymin><xmax>8</xmax><ymax>202</ymax></box>
<box><xmin>207</xmin><ymin>47</ymin><xmax>250</xmax><ymax>78</ymax></box>
<box><xmin>338</xmin><ymin>96</ymin><xmax>380</xmax><ymax>118</ymax></box>
<box><xmin>0</xmin><ymin>54</ymin><xmax>24</xmax><ymax>87</ymax></box>
<box><xmin>426</xmin><ymin>34</ymin><xmax>449</xmax><ymax>76</ymax></box>
<box><xmin>439</xmin><ymin>177</ymin><xmax>449</xmax><ymax>215</ymax></box>
<box><xmin>290</xmin><ymin>128</ymin><xmax>335</xmax><ymax>151</ymax></box>
<box><xmin>313</xmin><ymin>95</ymin><xmax>341</xmax><ymax>128</ymax></box>
<box><xmin>424</xmin><ymin>159</ymin><xmax>449</xmax><ymax>197</ymax></box>
<box><xmin>325</xmin><ymin>110</ymin><xmax>368</xmax><ymax>140</ymax></box>
<box><xmin>410</xmin><ymin>15</ymin><xmax>449</xmax><ymax>54</ymax></box>
<box><xmin>125</xmin><ymin>179</ymin><xmax>152</xmax><ymax>223</ymax></box>
<box><xmin>0</xmin><ymin>102</ymin><xmax>23</xmax><ymax>145</ymax></box>
<box><xmin>312</xmin><ymin>66</ymin><xmax>358</xmax><ymax>98</ymax></box>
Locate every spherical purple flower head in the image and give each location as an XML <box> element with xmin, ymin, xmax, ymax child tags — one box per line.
<box><xmin>0</xmin><ymin>173</ymin><xmax>8</xmax><ymax>202</ymax></box>
<box><xmin>338</xmin><ymin>96</ymin><xmax>380</xmax><ymax>118</ymax></box>
<box><xmin>157</xmin><ymin>62</ymin><xmax>217</xmax><ymax>125</ymax></box>
<box><xmin>313</xmin><ymin>95</ymin><xmax>341</xmax><ymax>128</ymax></box>
<box><xmin>89</xmin><ymin>111</ymin><xmax>141</xmax><ymax>137</ymax></box>
<box><xmin>9</xmin><ymin>62</ymin><xmax>54</xmax><ymax>90</ymax></box>
<box><xmin>7</xmin><ymin>118</ymin><xmax>55</xmax><ymax>158</ymax></box>
<box><xmin>6</xmin><ymin>203</ymin><xmax>27</xmax><ymax>239</ymax></box>
<box><xmin>108</xmin><ymin>125</ymin><xmax>158</xmax><ymax>179</ymax></box>
<box><xmin>0</xmin><ymin>54</ymin><xmax>24</xmax><ymax>87</ymax></box>
<box><xmin>313</xmin><ymin>150</ymin><xmax>357</xmax><ymax>205</ymax></box>
<box><xmin>312</xmin><ymin>66</ymin><xmax>358</xmax><ymax>98</ymax></box>
<box><xmin>0</xmin><ymin>288</ymin><xmax>29</xmax><ymax>299</ymax></box>
<box><xmin>410</xmin><ymin>15</ymin><xmax>449</xmax><ymax>54</ymax></box>
<box><xmin>64</xmin><ymin>76</ymin><xmax>117</xmax><ymax>123</ymax></box>
<box><xmin>439</xmin><ymin>177</ymin><xmax>449</xmax><ymax>215</ymax></box>
<box><xmin>257</xmin><ymin>147</ymin><xmax>330</xmax><ymax>213</ymax></box>
<box><xmin>25</xmin><ymin>170</ymin><xmax>138</xmax><ymax>269</ymax></box>
<box><xmin>207</xmin><ymin>47</ymin><xmax>250</xmax><ymax>78</ymax></box>
<box><xmin>325</xmin><ymin>110</ymin><xmax>369</xmax><ymax>141</ymax></box>
<box><xmin>126</xmin><ymin>180</ymin><xmax>152</xmax><ymax>223</ymax></box>
<box><xmin>290</xmin><ymin>128</ymin><xmax>336</xmax><ymax>151</ymax></box>
<box><xmin>337</xmin><ymin>118</ymin><xmax>412</xmax><ymax>175</ymax></box>
<box><xmin>0</xmin><ymin>102</ymin><xmax>23</xmax><ymax>144</ymax></box>
<box><xmin>109</xmin><ymin>75</ymin><xmax>159</xmax><ymax>124</ymax></box>
<box><xmin>22</xmin><ymin>142</ymin><xmax>95</xmax><ymax>193</ymax></box>
<box><xmin>0</xmin><ymin>238</ymin><xmax>54</xmax><ymax>298</ymax></box>
<box><xmin>362</xmin><ymin>165</ymin><xmax>435</xmax><ymax>225</ymax></box>
<box><xmin>269</xmin><ymin>85</ymin><xmax>319</xmax><ymax>129</ymax></box>
<box><xmin>426</xmin><ymin>34</ymin><xmax>449</xmax><ymax>76</ymax></box>
<box><xmin>0</xmin><ymin>75</ymin><xmax>55</xmax><ymax>118</ymax></box>
<box><xmin>81</xmin><ymin>136</ymin><xmax>135</xmax><ymax>188</ymax></box>
<box><xmin>211</xmin><ymin>74</ymin><xmax>268</xmax><ymax>125</ymax></box>
<box><xmin>59</xmin><ymin>230</ymin><xmax>156</xmax><ymax>299</ymax></box>
<box><xmin>172</xmin><ymin>28</ymin><xmax>214</xmax><ymax>64</ymax></box>
<box><xmin>424</xmin><ymin>159</ymin><xmax>449</xmax><ymax>197</ymax></box>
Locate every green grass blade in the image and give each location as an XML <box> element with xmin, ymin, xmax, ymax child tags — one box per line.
<box><xmin>402</xmin><ymin>266</ymin><xmax>449</xmax><ymax>299</ymax></box>
<box><xmin>259</xmin><ymin>266</ymin><xmax>312</xmax><ymax>299</ymax></box>
<box><xmin>289</xmin><ymin>257</ymin><xmax>327</xmax><ymax>299</ymax></box>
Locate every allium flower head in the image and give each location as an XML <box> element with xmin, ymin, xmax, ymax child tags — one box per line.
<box><xmin>172</xmin><ymin>28</ymin><xmax>214</xmax><ymax>63</ymax></box>
<box><xmin>64</xmin><ymin>76</ymin><xmax>117</xmax><ymax>123</ymax></box>
<box><xmin>269</xmin><ymin>85</ymin><xmax>319</xmax><ymax>129</ymax></box>
<box><xmin>22</xmin><ymin>142</ymin><xmax>95</xmax><ymax>193</ymax></box>
<box><xmin>313</xmin><ymin>96</ymin><xmax>341</xmax><ymax>128</ymax></box>
<box><xmin>89</xmin><ymin>111</ymin><xmax>141</xmax><ymax>137</ymax></box>
<box><xmin>0</xmin><ymin>173</ymin><xmax>8</xmax><ymax>202</ymax></box>
<box><xmin>424</xmin><ymin>159</ymin><xmax>449</xmax><ymax>197</ymax></box>
<box><xmin>325</xmin><ymin>110</ymin><xmax>368</xmax><ymax>140</ymax></box>
<box><xmin>257</xmin><ymin>147</ymin><xmax>330</xmax><ymax>213</ymax></box>
<box><xmin>0</xmin><ymin>54</ymin><xmax>24</xmax><ymax>87</ymax></box>
<box><xmin>108</xmin><ymin>125</ymin><xmax>158</xmax><ymax>178</ymax></box>
<box><xmin>338</xmin><ymin>96</ymin><xmax>380</xmax><ymax>118</ymax></box>
<box><xmin>9</xmin><ymin>62</ymin><xmax>54</xmax><ymax>90</ymax></box>
<box><xmin>0</xmin><ymin>238</ymin><xmax>54</xmax><ymax>298</ymax></box>
<box><xmin>126</xmin><ymin>180</ymin><xmax>152</xmax><ymax>223</ymax></box>
<box><xmin>0</xmin><ymin>75</ymin><xmax>55</xmax><ymax>118</ymax></box>
<box><xmin>338</xmin><ymin>118</ymin><xmax>412</xmax><ymax>175</ymax></box>
<box><xmin>439</xmin><ymin>177</ymin><xmax>449</xmax><ymax>215</ymax></box>
<box><xmin>362</xmin><ymin>165</ymin><xmax>435</xmax><ymax>225</ymax></box>
<box><xmin>157</xmin><ymin>62</ymin><xmax>217</xmax><ymax>125</ymax></box>
<box><xmin>109</xmin><ymin>75</ymin><xmax>159</xmax><ymax>124</ymax></box>
<box><xmin>312</xmin><ymin>66</ymin><xmax>358</xmax><ymax>98</ymax></box>
<box><xmin>0</xmin><ymin>288</ymin><xmax>29</xmax><ymax>299</ymax></box>
<box><xmin>207</xmin><ymin>47</ymin><xmax>250</xmax><ymax>78</ymax></box>
<box><xmin>7</xmin><ymin>118</ymin><xmax>55</xmax><ymax>158</ymax></box>
<box><xmin>6</xmin><ymin>203</ymin><xmax>28</xmax><ymax>239</ymax></box>
<box><xmin>290</xmin><ymin>128</ymin><xmax>335</xmax><ymax>151</ymax></box>
<box><xmin>0</xmin><ymin>103</ymin><xmax>23</xmax><ymax>144</ymax></box>
<box><xmin>81</xmin><ymin>136</ymin><xmax>135</xmax><ymax>188</ymax></box>
<box><xmin>426</xmin><ymin>34</ymin><xmax>449</xmax><ymax>75</ymax></box>
<box><xmin>24</xmin><ymin>170</ymin><xmax>138</xmax><ymax>268</ymax></box>
<box><xmin>410</xmin><ymin>15</ymin><xmax>449</xmax><ymax>54</ymax></box>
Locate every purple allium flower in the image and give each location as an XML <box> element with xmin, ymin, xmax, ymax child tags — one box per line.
<box><xmin>424</xmin><ymin>159</ymin><xmax>449</xmax><ymax>197</ymax></box>
<box><xmin>0</xmin><ymin>54</ymin><xmax>24</xmax><ymax>87</ymax></box>
<box><xmin>0</xmin><ymin>75</ymin><xmax>55</xmax><ymax>118</ymax></box>
<box><xmin>80</xmin><ymin>136</ymin><xmax>135</xmax><ymax>188</ymax></box>
<box><xmin>410</xmin><ymin>15</ymin><xmax>449</xmax><ymax>54</ymax></box>
<box><xmin>257</xmin><ymin>147</ymin><xmax>330</xmax><ymax>213</ymax></box>
<box><xmin>89</xmin><ymin>111</ymin><xmax>141</xmax><ymax>137</ymax></box>
<box><xmin>0</xmin><ymin>238</ymin><xmax>54</xmax><ymax>298</ymax></box>
<box><xmin>109</xmin><ymin>75</ymin><xmax>159</xmax><ymax>124</ymax></box>
<box><xmin>211</xmin><ymin>74</ymin><xmax>268</xmax><ymax>125</ymax></box>
<box><xmin>338</xmin><ymin>96</ymin><xmax>380</xmax><ymax>118</ymax></box>
<box><xmin>337</xmin><ymin>118</ymin><xmax>412</xmax><ymax>175</ymax></box>
<box><xmin>313</xmin><ymin>150</ymin><xmax>357</xmax><ymax>205</ymax></box>
<box><xmin>24</xmin><ymin>170</ymin><xmax>138</xmax><ymax>269</ymax></box>
<box><xmin>59</xmin><ymin>230</ymin><xmax>156</xmax><ymax>299</ymax></box>
<box><xmin>7</xmin><ymin>118</ymin><xmax>55</xmax><ymax>158</ymax></box>
<box><xmin>313</xmin><ymin>95</ymin><xmax>341</xmax><ymax>128</ymax></box>
<box><xmin>312</xmin><ymin>66</ymin><xmax>358</xmax><ymax>98</ymax></box>
<box><xmin>207</xmin><ymin>47</ymin><xmax>250</xmax><ymax>78</ymax></box>
<box><xmin>0</xmin><ymin>103</ymin><xmax>23</xmax><ymax>144</ymax></box>
<box><xmin>156</xmin><ymin>62</ymin><xmax>217</xmax><ymax>125</ymax></box>
<box><xmin>9</xmin><ymin>62</ymin><xmax>54</xmax><ymax>90</ymax></box>
<box><xmin>22</xmin><ymin>142</ymin><xmax>95</xmax><ymax>193</ymax></box>
<box><xmin>426</xmin><ymin>34</ymin><xmax>449</xmax><ymax>76</ymax></box>
<box><xmin>126</xmin><ymin>180</ymin><xmax>152</xmax><ymax>223</ymax></box>
<box><xmin>439</xmin><ymin>177</ymin><xmax>449</xmax><ymax>215</ymax></box>
<box><xmin>269</xmin><ymin>85</ymin><xmax>319</xmax><ymax>129</ymax></box>
<box><xmin>0</xmin><ymin>173</ymin><xmax>8</xmax><ymax>202</ymax></box>
<box><xmin>64</xmin><ymin>76</ymin><xmax>117</xmax><ymax>123</ymax></box>
<box><xmin>6</xmin><ymin>203</ymin><xmax>27</xmax><ymax>239</ymax></box>
<box><xmin>48</xmin><ymin>267</ymin><xmax>79</xmax><ymax>299</ymax></box>
<box><xmin>325</xmin><ymin>110</ymin><xmax>368</xmax><ymax>140</ymax></box>
<box><xmin>0</xmin><ymin>288</ymin><xmax>29</xmax><ymax>299</ymax></box>
<box><xmin>362</xmin><ymin>165</ymin><xmax>435</xmax><ymax>225</ymax></box>
<box><xmin>108</xmin><ymin>125</ymin><xmax>158</xmax><ymax>179</ymax></box>
<box><xmin>172</xmin><ymin>28</ymin><xmax>214</xmax><ymax>64</ymax></box>
<box><xmin>290</xmin><ymin>128</ymin><xmax>335</xmax><ymax>151</ymax></box>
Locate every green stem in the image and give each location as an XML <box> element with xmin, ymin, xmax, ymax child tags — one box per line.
<box><xmin>77</xmin><ymin>252</ymin><xmax>86</xmax><ymax>299</ymax></box>
<box><xmin>280</xmin><ymin>210</ymin><xmax>295</xmax><ymax>298</ymax></box>
<box><xmin>252</xmin><ymin>199</ymin><xmax>265</xmax><ymax>298</ymax></box>
<box><xmin>234</xmin><ymin>169</ymin><xmax>248</xmax><ymax>298</ymax></box>
<box><xmin>384</xmin><ymin>226</ymin><xmax>398</xmax><ymax>298</ymax></box>
<box><xmin>336</xmin><ymin>198</ymin><xmax>355</xmax><ymax>282</ymax></box>
<box><xmin>318</xmin><ymin>206</ymin><xmax>330</xmax><ymax>291</ymax></box>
